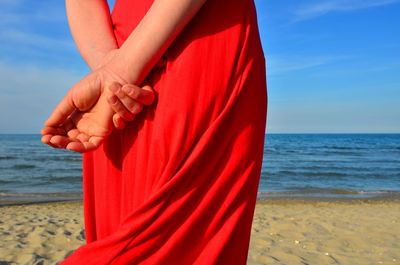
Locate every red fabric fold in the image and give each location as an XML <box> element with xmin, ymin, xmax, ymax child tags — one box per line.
<box><xmin>60</xmin><ymin>0</ymin><xmax>267</xmax><ymax>264</ymax></box>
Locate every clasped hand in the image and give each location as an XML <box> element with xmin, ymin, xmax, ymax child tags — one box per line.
<box><xmin>40</xmin><ymin>51</ymin><xmax>165</xmax><ymax>153</ymax></box>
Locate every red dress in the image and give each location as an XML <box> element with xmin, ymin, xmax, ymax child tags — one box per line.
<box><xmin>61</xmin><ymin>0</ymin><xmax>267</xmax><ymax>264</ymax></box>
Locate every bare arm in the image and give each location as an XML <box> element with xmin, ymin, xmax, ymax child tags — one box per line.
<box><xmin>41</xmin><ymin>0</ymin><xmax>207</xmax><ymax>152</ymax></box>
<box><xmin>65</xmin><ymin>0</ymin><xmax>118</xmax><ymax>70</ymax></box>
<box><xmin>106</xmin><ymin>0</ymin><xmax>207</xmax><ymax>85</ymax></box>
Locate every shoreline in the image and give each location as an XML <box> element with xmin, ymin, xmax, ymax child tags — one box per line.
<box><xmin>0</xmin><ymin>192</ymin><xmax>83</xmax><ymax>207</ymax></box>
<box><xmin>1</xmin><ymin>192</ymin><xmax>400</xmax><ymax>207</ymax></box>
<box><xmin>257</xmin><ymin>193</ymin><xmax>400</xmax><ymax>205</ymax></box>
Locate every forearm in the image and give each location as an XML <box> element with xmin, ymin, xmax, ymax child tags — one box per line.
<box><xmin>65</xmin><ymin>0</ymin><xmax>118</xmax><ymax>70</ymax></box>
<box><xmin>107</xmin><ymin>0</ymin><xmax>207</xmax><ymax>85</ymax></box>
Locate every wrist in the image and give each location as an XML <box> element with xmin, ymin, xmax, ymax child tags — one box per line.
<box><xmin>105</xmin><ymin>50</ymin><xmax>144</xmax><ymax>85</ymax></box>
<box><xmin>94</xmin><ymin>48</ymin><xmax>119</xmax><ymax>71</ymax></box>
<box><xmin>100</xmin><ymin>64</ymin><xmax>130</xmax><ymax>87</ymax></box>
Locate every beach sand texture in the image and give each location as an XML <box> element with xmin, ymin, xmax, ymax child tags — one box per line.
<box><xmin>0</xmin><ymin>199</ymin><xmax>399</xmax><ymax>265</ymax></box>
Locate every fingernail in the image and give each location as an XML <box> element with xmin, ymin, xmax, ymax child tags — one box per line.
<box><xmin>122</xmin><ymin>85</ymin><xmax>134</xmax><ymax>95</ymax></box>
<box><xmin>144</xmin><ymin>85</ymin><xmax>154</xmax><ymax>94</ymax></box>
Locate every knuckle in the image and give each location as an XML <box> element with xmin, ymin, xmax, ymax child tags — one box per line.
<box><xmin>116</xmin><ymin>89</ymin><xmax>126</xmax><ymax>99</ymax></box>
<box><xmin>131</xmin><ymin>87</ymin><xmax>140</xmax><ymax>99</ymax></box>
<box><xmin>132</xmin><ymin>103</ymin><xmax>143</xmax><ymax>114</ymax></box>
<box><xmin>113</xmin><ymin>101</ymin><xmax>124</xmax><ymax>112</ymax></box>
<box><xmin>125</xmin><ymin>100</ymin><xmax>136</xmax><ymax>111</ymax></box>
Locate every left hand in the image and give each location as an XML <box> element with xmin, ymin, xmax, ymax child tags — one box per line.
<box><xmin>40</xmin><ymin>66</ymin><xmax>154</xmax><ymax>153</ymax></box>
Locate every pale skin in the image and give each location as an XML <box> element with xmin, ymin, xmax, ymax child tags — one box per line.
<box><xmin>41</xmin><ymin>0</ymin><xmax>207</xmax><ymax>153</ymax></box>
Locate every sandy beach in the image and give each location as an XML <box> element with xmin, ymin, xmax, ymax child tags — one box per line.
<box><xmin>0</xmin><ymin>198</ymin><xmax>399</xmax><ymax>265</ymax></box>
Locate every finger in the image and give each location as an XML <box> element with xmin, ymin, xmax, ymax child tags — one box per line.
<box><xmin>41</xmin><ymin>134</ymin><xmax>52</xmax><ymax>144</ymax></box>
<box><xmin>45</xmin><ymin>72</ymin><xmax>102</xmax><ymax>127</ymax></box>
<box><xmin>66</xmin><ymin>136</ymin><xmax>103</xmax><ymax>153</ymax></box>
<box><xmin>44</xmin><ymin>89</ymin><xmax>76</xmax><ymax>127</ymax></box>
<box><xmin>88</xmin><ymin>136</ymin><xmax>103</xmax><ymax>148</ymax></box>
<box><xmin>113</xmin><ymin>84</ymin><xmax>143</xmax><ymax>115</ymax></box>
<box><xmin>66</xmin><ymin>129</ymin><xmax>81</xmax><ymax>140</ymax></box>
<box><xmin>113</xmin><ymin>114</ymin><xmax>126</xmax><ymax>129</ymax></box>
<box><xmin>65</xmin><ymin>142</ymin><xmax>86</xmax><ymax>153</ymax></box>
<box><xmin>106</xmin><ymin>81</ymin><xmax>122</xmax><ymax>94</ymax></box>
<box><xmin>121</xmin><ymin>84</ymin><xmax>155</xmax><ymax>106</ymax></box>
<box><xmin>40</xmin><ymin>126</ymin><xmax>66</xmax><ymax>136</ymax></box>
<box><xmin>115</xmin><ymin>92</ymin><xmax>143</xmax><ymax>116</ymax></box>
<box><xmin>112</xmin><ymin>114</ymin><xmax>119</xmax><ymax>129</ymax></box>
<box><xmin>41</xmin><ymin>134</ymin><xmax>60</xmax><ymax>149</ymax></box>
<box><xmin>65</xmin><ymin>138</ymin><xmax>94</xmax><ymax>153</ymax></box>
<box><xmin>50</xmin><ymin>135</ymin><xmax>74</xmax><ymax>149</ymax></box>
<box><xmin>107</xmin><ymin>94</ymin><xmax>136</xmax><ymax>121</ymax></box>
<box><xmin>42</xmin><ymin>118</ymin><xmax>77</xmax><ymax>139</ymax></box>
<box><xmin>76</xmin><ymin>133</ymin><xmax>90</xmax><ymax>143</ymax></box>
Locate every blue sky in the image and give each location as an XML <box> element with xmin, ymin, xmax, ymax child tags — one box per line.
<box><xmin>0</xmin><ymin>0</ymin><xmax>399</xmax><ymax>133</ymax></box>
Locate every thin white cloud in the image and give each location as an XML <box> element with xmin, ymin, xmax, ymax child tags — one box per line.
<box><xmin>292</xmin><ymin>0</ymin><xmax>400</xmax><ymax>22</ymax></box>
<box><xmin>0</xmin><ymin>0</ymin><xmax>66</xmax><ymax>24</ymax></box>
<box><xmin>0</xmin><ymin>0</ymin><xmax>68</xmax><ymax>47</ymax></box>
<box><xmin>0</xmin><ymin>1</ymin><xmax>77</xmax><ymax>67</ymax></box>
<box><xmin>266</xmin><ymin>54</ymin><xmax>351</xmax><ymax>76</ymax></box>
<box><xmin>0</xmin><ymin>0</ymin><xmax>24</xmax><ymax>7</ymax></box>
<box><xmin>0</xmin><ymin>62</ymin><xmax>82</xmax><ymax>94</ymax></box>
<box><xmin>0</xmin><ymin>13</ymin><xmax>65</xmax><ymax>26</ymax></box>
<box><xmin>0</xmin><ymin>62</ymin><xmax>85</xmax><ymax>133</ymax></box>
<box><xmin>0</xmin><ymin>29</ymin><xmax>74</xmax><ymax>51</ymax></box>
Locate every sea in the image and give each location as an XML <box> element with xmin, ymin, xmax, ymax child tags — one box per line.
<box><xmin>0</xmin><ymin>134</ymin><xmax>399</xmax><ymax>205</ymax></box>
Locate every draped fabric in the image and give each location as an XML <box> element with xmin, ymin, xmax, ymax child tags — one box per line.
<box><xmin>60</xmin><ymin>0</ymin><xmax>267</xmax><ymax>263</ymax></box>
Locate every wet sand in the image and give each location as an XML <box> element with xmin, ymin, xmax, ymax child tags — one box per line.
<box><xmin>0</xmin><ymin>198</ymin><xmax>399</xmax><ymax>264</ymax></box>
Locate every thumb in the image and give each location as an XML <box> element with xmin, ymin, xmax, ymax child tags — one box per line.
<box><xmin>45</xmin><ymin>88</ymin><xmax>76</xmax><ymax>127</ymax></box>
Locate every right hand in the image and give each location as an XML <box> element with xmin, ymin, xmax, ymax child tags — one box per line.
<box><xmin>107</xmin><ymin>81</ymin><xmax>155</xmax><ymax>129</ymax></box>
<box><xmin>104</xmin><ymin>53</ymin><xmax>167</xmax><ymax>129</ymax></box>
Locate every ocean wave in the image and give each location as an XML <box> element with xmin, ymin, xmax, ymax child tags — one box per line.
<box><xmin>269</xmin><ymin>170</ymin><xmax>348</xmax><ymax>178</ymax></box>
<box><xmin>303</xmin><ymin>172</ymin><xmax>348</xmax><ymax>177</ymax></box>
<box><xmin>322</xmin><ymin>151</ymin><xmax>364</xmax><ymax>156</ymax></box>
<box><xmin>287</xmin><ymin>187</ymin><xmax>359</xmax><ymax>194</ymax></box>
<box><xmin>0</xmin><ymin>179</ymin><xmax>19</xmax><ymax>184</ymax></box>
<box><xmin>327</xmin><ymin>146</ymin><xmax>367</xmax><ymax>150</ymax></box>
<box><xmin>300</xmin><ymin>165</ymin><xmax>361</xmax><ymax>171</ymax></box>
<box><xmin>27</xmin><ymin>155</ymin><xmax>81</xmax><ymax>162</ymax></box>
<box><xmin>0</xmin><ymin>155</ymin><xmax>17</xmax><ymax>160</ymax></box>
<box><xmin>259</xmin><ymin>187</ymin><xmax>400</xmax><ymax>197</ymax></box>
<box><xmin>12</xmin><ymin>164</ymin><xmax>36</xmax><ymax>169</ymax></box>
<box><xmin>38</xmin><ymin>176</ymin><xmax>82</xmax><ymax>183</ymax></box>
<box><xmin>62</xmin><ymin>156</ymin><xmax>82</xmax><ymax>162</ymax></box>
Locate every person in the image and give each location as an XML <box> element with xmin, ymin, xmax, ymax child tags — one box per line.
<box><xmin>41</xmin><ymin>0</ymin><xmax>268</xmax><ymax>263</ymax></box>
